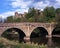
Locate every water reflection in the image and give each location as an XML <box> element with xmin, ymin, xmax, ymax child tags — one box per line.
<box><xmin>47</xmin><ymin>37</ymin><xmax>55</xmax><ymax>47</ymax></box>
<box><xmin>52</xmin><ymin>37</ymin><xmax>60</xmax><ymax>46</ymax></box>
<box><xmin>30</xmin><ymin>37</ymin><xmax>48</xmax><ymax>45</ymax></box>
<box><xmin>30</xmin><ymin>37</ymin><xmax>60</xmax><ymax>47</ymax></box>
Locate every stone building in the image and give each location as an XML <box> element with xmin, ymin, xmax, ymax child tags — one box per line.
<box><xmin>14</xmin><ymin>12</ymin><xmax>26</xmax><ymax>19</ymax></box>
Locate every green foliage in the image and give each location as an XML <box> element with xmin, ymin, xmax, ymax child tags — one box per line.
<box><xmin>0</xmin><ymin>43</ymin><xmax>6</xmax><ymax>48</ymax></box>
<box><xmin>25</xmin><ymin>7</ymin><xmax>40</xmax><ymax>22</ymax></box>
<box><xmin>12</xmin><ymin>45</ymin><xmax>20</xmax><ymax>48</ymax></box>
<box><xmin>6</xmin><ymin>16</ymin><xmax>21</xmax><ymax>22</ymax></box>
<box><xmin>27</xmin><ymin>17</ymin><xmax>35</xmax><ymax>22</ymax></box>
<box><xmin>6</xmin><ymin>6</ymin><xmax>60</xmax><ymax>23</ymax></box>
<box><xmin>0</xmin><ymin>37</ymin><xmax>48</xmax><ymax>48</ymax></box>
<box><xmin>56</xmin><ymin>8</ymin><xmax>60</xmax><ymax>13</ymax></box>
<box><xmin>25</xmin><ymin>6</ymin><xmax>56</xmax><ymax>22</ymax></box>
<box><xmin>43</xmin><ymin>6</ymin><xmax>56</xmax><ymax>22</ymax></box>
<box><xmin>25</xmin><ymin>8</ymin><xmax>36</xmax><ymax>19</ymax></box>
<box><xmin>56</xmin><ymin>8</ymin><xmax>60</xmax><ymax>24</ymax></box>
<box><xmin>14</xmin><ymin>18</ymin><xmax>21</xmax><ymax>22</ymax></box>
<box><xmin>33</xmin><ymin>28</ymin><xmax>40</xmax><ymax>34</ymax></box>
<box><xmin>6</xmin><ymin>16</ymin><xmax>13</xmax><ymax>23</ymax></box>
<box><xmin>44</xmin><ymin>6</ymin><xmax>55</xmax><ymax>18</ymax></box>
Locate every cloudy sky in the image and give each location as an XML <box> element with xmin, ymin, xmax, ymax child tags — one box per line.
<box><xmin>0</xmin><ymin>0</ymin><xmax>60</xmax><ymax>18</ymax></box>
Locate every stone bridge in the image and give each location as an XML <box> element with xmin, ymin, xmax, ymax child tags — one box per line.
<box><xmin>0</xmin><ymin>22</ymin><xmax>56</xmax><ymax>38</ymax></box>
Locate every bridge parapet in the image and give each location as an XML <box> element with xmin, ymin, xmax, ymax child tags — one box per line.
<box><xmin>0</xmin><ymin>22</ymin><xmax>56</xmax><ymax>26</ymax></box>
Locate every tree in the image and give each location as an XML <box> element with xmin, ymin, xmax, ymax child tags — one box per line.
<box><xmin>56</xmin><ymin>8</ymin><xmax>60</xmax><ymax>26</ymax></box>
<box><xmin>6</xmin><ymin>16</ymin><xmax>13</xmax><ymax>23</ymax></box>
<box><xmin>56</xmin><ymin>8</ymin><xmax>60</xmax><ymax>22</ymax></box>
<box><xmin>25</xmin><ymin>7</ymin><xmax>40</xmax><ymax>22</ymax></box>
<box><xmin>6</xmin><ymin>16</ymin><xmax>22</xmax><ymax>23</ymax></box>
<box><xmin>14</xmin><ymin>18</ymin><xmax>21</xmax><ymax>22</ymax></box>
<box><xmin>43</xmin><ymin>6</ymin><xmax>56</xmax><ymax>22</ymax></box>
<box><xmin>25</xmin><ymin>8</ymin><xmax>36</xmax><ymax>21</ymax></box>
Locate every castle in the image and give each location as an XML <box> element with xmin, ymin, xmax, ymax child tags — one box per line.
<box><xmin>14</xmin><ymin>12</ymin><xmax>27</xmax><ymax>19</ymax></box>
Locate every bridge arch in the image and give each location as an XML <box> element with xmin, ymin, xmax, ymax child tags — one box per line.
<box><xmin>30</xmin><ymin>27</ymin><xmax>48</xmax><ymax>44</ymax></box>
<box><xmin>30</xmin><ymin>27</ymin><xmax>48</xmax><ymax>38</ymax></box>
<box><xmin>52</xmin><ymin>26</ymin><xmax>60</xmax><ymax>37</ymax></box>
<box><xmin>1</xmin><ymin>28</ymin><xmax>26</xmax><ymax>42</ymax></box>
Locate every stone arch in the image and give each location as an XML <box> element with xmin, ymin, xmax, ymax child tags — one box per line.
<box><xmin>52</xmin><ymin>26</ymin><xmax>60</xmax><ymax>36</ymax></box>
<box><xmin>30</xmin><ymin>27</ymin><xmax>48</xmax><ymax>44</ymax></box>
<box><xmin>30</xmin><ymin>27</ymin><xmax>48</xmax><ymax>38</ymax></box>
<box><xmin>0</xmin><ymin>26</ymin><xmax>26</xmax><ymax>36</ymax></box>
<box><xmin>1</xmin><ymin>27</ymin><xmax>26</xmax><ymax>42</ymax></box>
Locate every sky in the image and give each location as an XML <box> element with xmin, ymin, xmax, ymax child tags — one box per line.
<box><xmin>0</xmin><ymin>0</ymin><xmax>60</xmax><ymax>18</ymax></box>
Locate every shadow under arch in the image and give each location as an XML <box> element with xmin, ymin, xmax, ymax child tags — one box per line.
<box><xmin>30</xmin><ymin>27</ymin><xmax>48</xmax><ymax>45</ymax></box>
<box><xmin>30</xmin><ymin>27</ymin><xmax>48</xmax><ymax>38</ymax></box>
<box><xmin>1</xmin><ymin>28</ymin><xmax>26</xmax><ymax>43</ymax></box>
<box><xmin>52</xmin><ymin>26</ymin><xmax>60</xmax><ymax>47</ymax></box>
<box><xmin>52</xmin><ymin>26</ymin><xmax>60</xmax><ymax>37</ymax></box>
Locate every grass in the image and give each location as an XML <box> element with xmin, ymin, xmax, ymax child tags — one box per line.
<box><xmin>0</xmin><ymin>37</ymin><xmax>48</xmax><ymax>48</ymax></box>
<box><xmin>0</xmin><ymin>37</ymin><xmax>60</xmax><ymax>48</ymax></box>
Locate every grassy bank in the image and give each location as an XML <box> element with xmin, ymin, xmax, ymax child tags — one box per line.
<box><xmin>0</xmin><ymin>37</ymin><xmax>48</xmax><ymax>48</ymax></box>
<box><xmin>0</xmin><ymin>37</ymin><xmax>60</xmax><ymax>48</ymax></box>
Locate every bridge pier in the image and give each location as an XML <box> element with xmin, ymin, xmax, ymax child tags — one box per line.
<box><xmin>24</xmin><ymin>36</ymin><xmax>30</xmax><ymax>40</ymax></box>
<box><xmin>23</xmin><ymin>25</ymin><xmax>31</xmax><ymax>42</ymax></box>
<box><xmin>46</xmin><ymin>24</ymin><xmax>54</xmax><ymax>38</ymax></box>
<box><xmin>24</xmin><ymin>36</ymin><xmax>30</xmax><ymax>43</ymax></box>
<box><xmin>24</xmin><ymin>25</ymin><xmax>31</xmax><ymax>41</ymax></box>
<box><xmin>48</xmin><ymin>32</ymin><xmax>52</xmax><ymax>38</ymax></box>
<box><xmin>47</xmin><ymin>37</ymin><xmax>54</xmax><ymax>47</ymax></box>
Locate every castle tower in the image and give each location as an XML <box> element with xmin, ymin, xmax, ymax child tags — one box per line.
<box><xmin>15</xmin><ymin>12</ymin><xmax>19</xmax><ymax>19</ymax></box>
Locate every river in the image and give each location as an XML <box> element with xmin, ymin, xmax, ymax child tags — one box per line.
<box><xmin>24</xmin><ymin>36</ymin><xmax>60</xmax><ymax>47</ymax></box>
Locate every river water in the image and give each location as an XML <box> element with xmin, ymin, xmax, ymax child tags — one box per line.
<box><xmin>6</xmin><ymin>34</ymin><xmax>60</xmax><ymax>47</ymax></box>
<box><xmin>3</xmin><ymin>34</ymin><xmax>60</xmax><ymax>47</ymax></box>
<box><xmin>27</xmin><ymin>37</ymin><xmax>60</xmax><ymax>47</ymax></box>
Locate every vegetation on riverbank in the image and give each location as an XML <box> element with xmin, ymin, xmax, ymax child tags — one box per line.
<box><xmin>0</xmin><ymin>37</ymin><xmax>60</xmax><ymax>48</ymax></box>
<box><xmin>0</xmin><ymin>37</ymin><xmax>48</xmax><ymax>48</ymax></box>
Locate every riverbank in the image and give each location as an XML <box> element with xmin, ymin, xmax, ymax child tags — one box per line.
<box><xmin>0</xmin><ymin>37</ymin><xmax>48</xmax><ymax>48</ymax></box>
<box><xmin>0</xmin><ymin>37</ymin><xmax>60</xmax><ymax>48</ymax></box>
